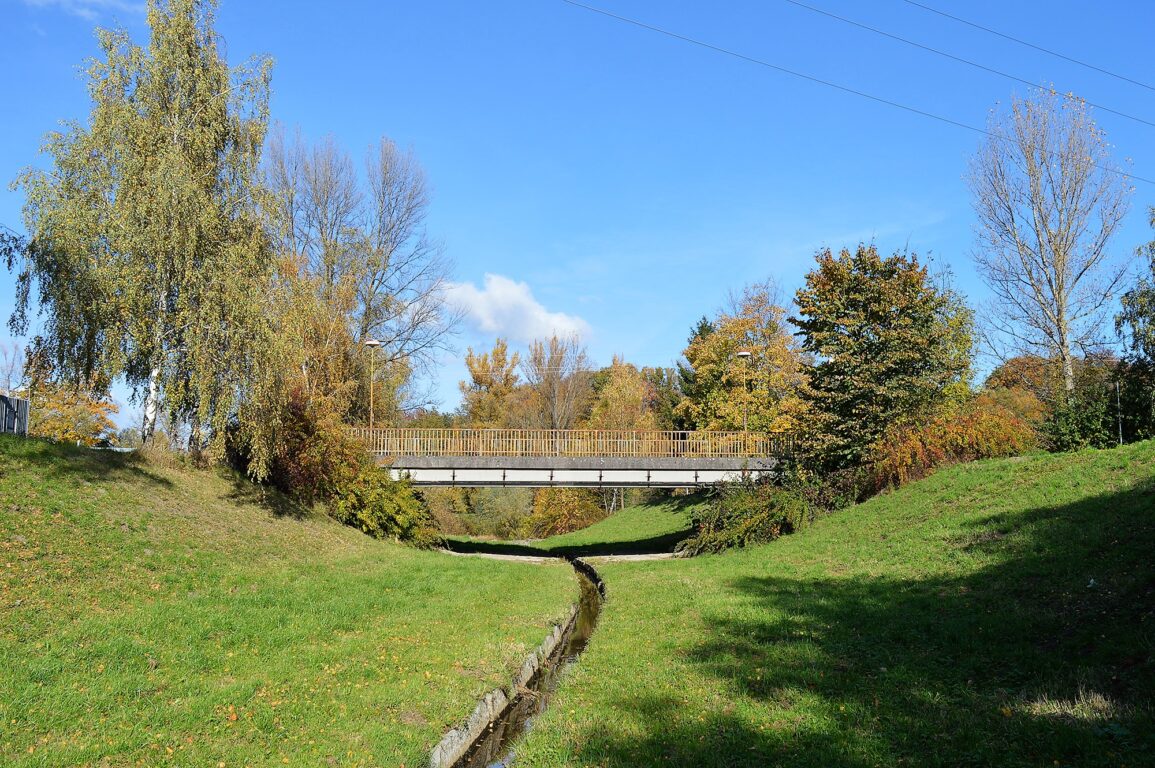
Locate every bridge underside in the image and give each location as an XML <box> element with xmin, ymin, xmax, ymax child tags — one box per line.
<box><xmin>382</xmin><ymin>456</ymin><xmax>780</xmax><ymax>488</ymax></box>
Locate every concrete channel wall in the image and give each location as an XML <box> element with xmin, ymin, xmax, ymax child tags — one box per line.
<box><xmin>428</xmin><ymin>558</ymin><xmax>605</xmax><ymax>768</ymax></box>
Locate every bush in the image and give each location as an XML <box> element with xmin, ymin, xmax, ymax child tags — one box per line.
<box><xmin>1116</xmin><ymin>359</ymin><xmax>1155</xmax><ymax>442</ymax></box>
<box><xmin>331</xmin><ymin>467</ymin><xmax>441</xmax><ymax>549</ymax></box>
<box><xmin>677</xmin><ymin>482</ymin><xmax>807</xmax><ymax>555</ymax></box>
<box><xmin>418</xmin><ymin>487</ymin><xmax>472</xmax><ymax>536</ymax></box>
<box><xmin>1043</xmin><ymin>395</ymin><xmax>1112</xmax><ymax>452</ymax></box>
<box><xmin>228</xmin><ymin>386</ymin><xmax>440</xmax><ymax>547</ymax></box>
<box><xmin>866</xmin><ymin>402</ymin><xmax>1037</xmax><ymax>492</ymax></box>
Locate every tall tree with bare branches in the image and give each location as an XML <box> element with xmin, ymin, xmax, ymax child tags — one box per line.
<box><xmin>519</xmin><ymin>335</ymin><xmax>592</xmax><ymax>430</ymax></box>
<box><xmin>969</xmin><ymin>89</ymin><xmax>1132</xmax><ymax>395</ymax></box>
<box><xmin>0</xmin><ymin>341</ymin><xmax>24</xmax><ymax>396</ymax></box>
<box><xmin>262</xmin><ymin>128</ymin><xmax>458</xmax><ymax>376</ymax></box>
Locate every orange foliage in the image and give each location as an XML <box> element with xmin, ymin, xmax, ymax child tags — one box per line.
<box><xmin>866</xmin><ymin>401</ymin><xmax>1038</xmax><ymax>492</ymax></box>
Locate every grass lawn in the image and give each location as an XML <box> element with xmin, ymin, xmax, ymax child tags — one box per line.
<box><xmin>512</xmin><ymin>443</ymin><xmax>1155</xmax><ymax>767</ymax></box>
<box><xmin>447</xmin><ymin>494</ymin><xmax>702</xmax><ymax>558</ymax></box>
<box><xmin>0</xmin><ymin>435</ymin><xmax>576</xmax><ymax>768</ymax></box>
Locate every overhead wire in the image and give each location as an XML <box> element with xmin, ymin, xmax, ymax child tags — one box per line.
<box><xmin>901</xmin><ymin>0</ymin><xmax>1155</xmax><ymax>94</ymax></box>
<box><xmin>560</xmin><ymin>0</ymin><xmax>1155</xmax><ymax>186</ymax></box>
<box><xmin>783</xmin><ymin>0</ymin><xmax>1155</xmax><ymax>130</ymax></box>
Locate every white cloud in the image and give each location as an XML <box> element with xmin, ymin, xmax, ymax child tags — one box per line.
<box><xmin>445</xmin><ymin>274</ymin><xmax>591</xmax><ymax>344</ymax></box>
<box><xmin>22</xmin><ymin>0</ymin><xmax>145</xmax><ymax>21</ymax></box>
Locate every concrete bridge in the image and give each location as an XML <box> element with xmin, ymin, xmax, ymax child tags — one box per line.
<box><xmin>352</xmin><ymin>428</ymin><xmax>795</xmax><ymax>487</ymax></box>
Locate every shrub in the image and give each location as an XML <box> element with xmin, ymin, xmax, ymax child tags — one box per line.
<box><xmin>418</xmin><ymin>487</ymin><xmax>472</xmax><ymax>535</ymax></box>
<box><xmin>1115</xmin><ymin>359</ymin><xmax>1155</xmax><ymax>442</ymax></box>
<box><xmin>1043</xmin><ymin>395</ymin><xmax>1112</xmax><ymax>452</ymax></box>
<box><xmin>228</xmin><ymin>386</ymin><xmax>439</xmax><ymax>547</ymax></box>
<box><xmin>331</xmin><ymin>467</ymin><xmax>441</xmax><ymax>549</ymax></box>
<box><xmin>265</xmin><ymin>386</ymin><xmax>364</xmax><ymax>504</ymax></box>
<box><xmin>866</xmin><ymin>402</ymin><xmax>1037</xmax><ymax>491</ymax></box>
<box><xmin>677</xmin><ymin>483</ymin><xmax>807</xmax><ymax>555</ymax></box>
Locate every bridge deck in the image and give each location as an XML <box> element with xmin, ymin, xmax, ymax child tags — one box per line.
<box><xmin>352</xmin><ymin>429</ymin><xmax>793</xmax><ymax>487</ymax></box>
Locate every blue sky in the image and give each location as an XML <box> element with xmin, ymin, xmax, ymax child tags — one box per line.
<box><xmin>3</xmin><ymin>0</ymin><xmax>1154</xmax><ymax>422</ymax></box>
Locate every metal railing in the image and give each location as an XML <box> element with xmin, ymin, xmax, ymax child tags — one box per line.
<box><xmin>349</xmin><ymin>428</ymin><xmax>793</xmax><ymax>459</ymax></box>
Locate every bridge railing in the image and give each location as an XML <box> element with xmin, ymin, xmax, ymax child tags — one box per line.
<box><xmin>349</xmin><ymin>428</ymin><xmax>794</xmax><ymax>459</ymax></box>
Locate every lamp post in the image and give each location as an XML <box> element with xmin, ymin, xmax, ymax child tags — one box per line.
<box><xmin>363</xmin><ymin>338</ymin><xmax>383</xmax><ymax>431</ymax></box>
<box><xmin>736</xmin><ymin>350</ymin><xmax>752</xmax><ymax>456</ymax></box>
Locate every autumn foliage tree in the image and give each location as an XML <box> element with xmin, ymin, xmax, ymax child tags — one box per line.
<box><xmin>521</xmin><ymin>487</ymin><xmax>605</xmax><ymax>538</ymax></box>
<box><xmin>676</xmin><ymin>282</ymin><xmax>809</xmax><ymax>433</ymax></box>
<box><xmin>792</xmin><ymin>245</ymin><xmax>973</xmax><ymax>469</ymax></box>
<box><xmin>588</xmin><ymin>357</ymin><xmax>657</xmax><ymax>431</ymax></box>
<box><xmin>29</xmin><ymin>382</ymin><xmax>118</xmax><ymax>447</ymax></box>
<box><xmin>460</xmin><ymin>338</ymin><xmax>520</xmax><ymax>427</ymax></box>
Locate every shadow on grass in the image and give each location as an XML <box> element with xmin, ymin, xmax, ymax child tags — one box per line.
<box><xmin>444</xmin><ymin>528</ymin><xmax>694</xmax><ymax>558</ymax></box>
<box><xmin>222</xmin><ymin>473</ymin><xmax>312</xmax><ymax>520</ymax></box>
<box><xmin>0</xmin><ymin>434</ymin><xmax>174</xmax><ymax>489</ymax></box>
<box><xmin>558</xmin><ymin>474</ymin><xmax>1155</xmax><ymax>767</ymax></box>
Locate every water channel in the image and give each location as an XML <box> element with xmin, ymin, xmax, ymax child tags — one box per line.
<box><xmin>452</xmin><ymin>558</ymin><xmax>605</xmax><ymax>768</ymax></box>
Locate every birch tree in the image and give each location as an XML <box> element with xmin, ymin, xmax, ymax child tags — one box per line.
<box><xmin>969</xmin><ymin>89</ymin><xmax>1132</xmax><ymax>395</ymax></box>
<box><xmin>10</xmin><ymin>0</ymin><xmax>272</xmax><ymax>448</ymax></box>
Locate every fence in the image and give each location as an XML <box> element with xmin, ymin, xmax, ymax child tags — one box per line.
<box><xmin>349</xmin><ymin>428</ymin><xmax>794</xmax><ymax>459</ymax></box>
<box><xmin>0</xmin><ymin>395</ymin><xmax>29</xmax><ymax>437</ymax></box>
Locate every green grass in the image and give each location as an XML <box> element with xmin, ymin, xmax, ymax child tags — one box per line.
<box><xmin>512</xmin><ymin>444</ymin><xmax>1155</xmax><ymax>767</ymax></box>
<box><xmin>446</xmin><ymin>494</ymin><xmax>702</xmax><ymax>558</ymax></box>
<box><xmin>0</xmin><ymin>435</ymin><xmax>576</xmax><ymax>768</ymax></box>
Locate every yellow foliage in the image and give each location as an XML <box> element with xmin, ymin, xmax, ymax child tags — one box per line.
<box><xmin>588</xmin><ymin>356</ymin><xmax>657</xmax><ymax>431</ymax></box>
<box><xmin>29</xmin><ymin>384</ymin><xmax>119</xmax><ymax>447</ymax></box>
<box><xmin>676</xmin><ymin>283</ymin><xmax>809</xmax><ymax>432</ymax></box>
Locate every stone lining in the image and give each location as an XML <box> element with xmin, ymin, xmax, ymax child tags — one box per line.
<box><xmin>428</xmin><ymin>559</ymin><xmax>602</xmax><ymax>768</ymax></box>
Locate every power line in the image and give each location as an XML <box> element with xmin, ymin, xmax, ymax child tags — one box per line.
<box><xmin>560</xmin><ymin>1</ymin><xmax>1155</xmax><ymax>186</ymax></box>
<box><xmin>901</xmin><ymin>0</ymin><xmax>1155</xmax><ymax>94</ymax></box>
<box><xmin>784</xmin><ymin>0</ymin><xmax>1155</xmax><ymax>130</ymax></box>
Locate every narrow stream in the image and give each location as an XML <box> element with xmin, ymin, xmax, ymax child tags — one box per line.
<box><xmin>453</xmin><ymin>558</ymin><xmax>605</xmax><ymax>768</ymax></box>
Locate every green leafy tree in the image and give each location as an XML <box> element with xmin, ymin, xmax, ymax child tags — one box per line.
<box><xmin>1118</xmin><ymin>208</ymin><xmax>1155</xmax><ymax>362</ymax></box>
<box><xmin>674</xmin><ymin>317</ymin><xmax>715</xmax><ymax>429</ymax></box>
<box><xmin>791</xmin><ymin>245</ymin><xmax>973</xmax><ymax>469</ymax></box>
<box><xmin>9</xmin><ymin>0</ymin><xmax>273</xmax><ymax>453</ymax></box>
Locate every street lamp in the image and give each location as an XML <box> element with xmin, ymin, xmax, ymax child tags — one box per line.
<box><xmin>363</xmin><ymin>338</ymin><xmax>383</xmax><ymax>431</ymax></box>
<box><xmin>735</xmin><ymin>350</ymin><xmax>752</xmax><ymax>436</ymax></box>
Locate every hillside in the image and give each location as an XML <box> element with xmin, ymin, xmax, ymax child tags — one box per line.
<box><xmin>513</xmin><ymin>442</ymin><xmax>1155</xmax><ymax>767</ymax></box>
<box><xmin>0</xmin><ymin>436</ymin><xmax>575</xmax><ymax>767</ymax></box>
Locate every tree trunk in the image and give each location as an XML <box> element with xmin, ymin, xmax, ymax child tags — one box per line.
<box><xmin>142</xmin><ymin>365</ymin><xmax>160</xmax><ymax>442</ymax></box>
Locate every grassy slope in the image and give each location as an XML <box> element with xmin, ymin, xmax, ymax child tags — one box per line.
<box><xmin>0</xmin><ymin>436</ymin><xmax>575</xmax><ymax>768</ymax></box>
<box><xmin>515</xmin><ymin>443</ymin><xmax>1155</xmax><ymax>767</ymax></box>
<box><xmin>447</xmin><ymin>495</ymin><xmax>702</xmax><ymax>558</ymax></box>
<box><xmin>535</xmin><ymin>496</ymin><xmax>701</xmax><ymax>553</ymax></box>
